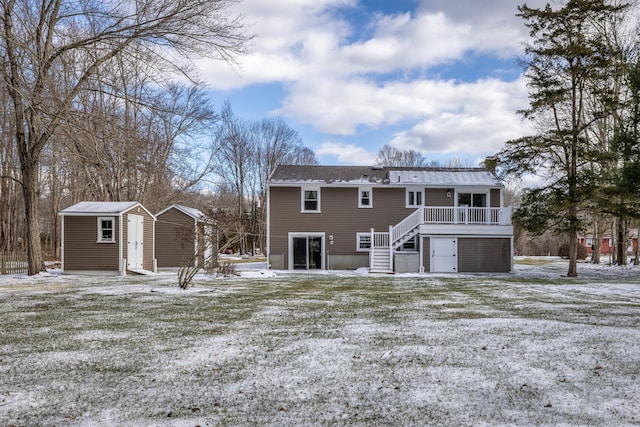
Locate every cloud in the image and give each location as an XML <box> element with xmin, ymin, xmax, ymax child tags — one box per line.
<box><xmin>388</xmin><ymin>77</ymin><xmax>534</xmax><ymax>156</ymax></box>
<box><xmin>195</xmin><ymin>0</ymin><xmax>546</xmax><ymax>164</ymax></box>
<box><xmin>316</xmin><ymin>142</ymin><xmax>377</xmax><ymax>165</ymax></box>
<box><xmin>277</xmin><ymin>76</ymin><xmax>531</xmax><ymax>142</ymax></box>
<box><xmin>197</xmin><ymin>0</ymin><xmax>533</xmax><ymax>89</ymax></box>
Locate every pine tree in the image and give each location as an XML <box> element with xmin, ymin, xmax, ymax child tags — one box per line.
<box><xmin>498</xmin><ymin>0</ymin><xmax>630</xmax><ymax>276</ymax></box>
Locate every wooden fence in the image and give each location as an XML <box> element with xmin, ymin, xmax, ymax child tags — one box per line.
<box><xmin>1</xmin><ymin>252</ymin><xmax>28</xmax><ymax>275</ymax></box>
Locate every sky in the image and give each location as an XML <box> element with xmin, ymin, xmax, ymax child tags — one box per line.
<box><xmin>195</xmin><ymin>0</ymin><xmax>550</xmax><ymax>166</ymax></box>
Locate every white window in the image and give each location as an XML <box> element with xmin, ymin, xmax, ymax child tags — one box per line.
<box><xmin>359</xmin><ymin>187</ymin><xmax>372</xmax><ymax>208</ymax></box>
<box><xmin>586</xmin><ymin>238</ymin><xmax>593</xmax><ymax>247</ymax></box>
<box><xmin>356</xmin><ymin>232</ymin><xmax>371</xmax><ymax>251</ymax></box>
<box><xmin>301</xmin><ymin>187</ymin><xmax>320</xmax><ymax>212</ymax></box>
<box><xmin>406</xmin><ymin>189</ymin><xmax>423</xmax><ymax>208</ymax></box>
<box><xmin>458</xmin><ymin>193</ymin><xmax>487</xmax><ymax>207</ymax></box>
<box><xmin>97</xmin><ymin>217</ymin><xmax>115</xmax><ymax>243</ymax></box>
<box><xmin>401</xmin><ymin>236</ymin><xmax>417</xmax><ymax>251</ymax></box>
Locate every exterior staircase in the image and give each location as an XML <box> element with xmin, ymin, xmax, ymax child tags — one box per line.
<box><xmin>369</xmin><ymin>208</ymin><xmax>423</xmax><ymax>273</ymax></box>
<box><xmin>368</xmin><ymin>206</ymin><xmax>512</xmax><ymax>273</ymax></box>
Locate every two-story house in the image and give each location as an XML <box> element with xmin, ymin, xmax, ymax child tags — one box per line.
<box><xmin>267</xmin><ymin>165</ymin><xmax>514</xmax><ymax>273</ymax></box>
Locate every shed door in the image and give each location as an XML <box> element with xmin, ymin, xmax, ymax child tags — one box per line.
<box><xmin>127</xmin><ymin>214</ymin><xmax>144</xmax><ymax>269</ymax></box>
<box><xmin>431</xmin><ymin>237</ymin><xmax>457</xmax><ymax>272</ymax></box>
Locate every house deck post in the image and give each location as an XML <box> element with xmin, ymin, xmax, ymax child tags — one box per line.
<box><xmin>389</xmin><ymin>225</ymin><xmax>393</xmax><ymax>271</ymax></box>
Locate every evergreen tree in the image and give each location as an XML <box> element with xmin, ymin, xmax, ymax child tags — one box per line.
<box><xmin>498</xmin><ymin>0</ymin><xmax>629</xmax><ymax>276</ymax></box>
<box><xmin>606</xmin><ymin>59</ymin><xmax>640</xmax><ymax>263</ymax></box>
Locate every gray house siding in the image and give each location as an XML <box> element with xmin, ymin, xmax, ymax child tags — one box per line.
<box><xmin>422</xmin><ymin>236</ymin><xmax>431</xmax><ymax>272</ymax></box>
<box><xmin>61</xmin><ymin>203</ymin><xmax>155</xmax><ymax>274</ymax></box>
<box><xmin>458</xmin><ymin>237</ymin><xmax>511</xmax><ymax>272</ymax></box>
<box><xmin>267</xmin><ymin>165</ymin><xmax>513</xmax><ymax>273</ymax></box>
<box><xmin>425</xmin><ymin>188</ymin><xmax>454</xmax><ymax>206</ymax></box>
<box><xmin>269</xmin><ymin>186</ymin><xmax>416</xmax><ymax>269</ymax></box>
<box><xmin>63</xmin><ymin>216</ymin><xmax>120</xmax><ymax>271</ymax></box>
<box><xmin>490</xmin><ymin>188</ymin><xmax>501</xmax><ymax>208</ymax></box>
<box><xmin>156</xmin><ymin>208</ymin><xmax>196</xmax><ymax>268</ymax></box>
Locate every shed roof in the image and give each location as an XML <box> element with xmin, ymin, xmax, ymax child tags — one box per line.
<box><xmin>59</xmin><ymin>201</ymin><xmax>142</xmax><ymax>216</ymax></box>
<box><xmin>268</xmin><ymin>165</ymin><xmax>501</xmax><ymax>187</ymax></box>
<box><xmin>156</xmin><ymin>204</ymin><xmax>208</xmax><ymax>222</ymax></box>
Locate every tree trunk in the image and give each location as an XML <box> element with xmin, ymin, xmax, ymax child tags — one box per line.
<box><xmin>567</xmin><ymin>230</ymin><xmax>578</xmax><ymax>277</ymax></box>
<box><xmin>635</xmin><ymin>223</ymin><xmax>639</xmax><ymax>265</ymax></box>
<box><xmin>20</xmin><ymin>159</ymin><xmax>46</xmax><ymax>275</ymax></box>
<box><xmin>616</xmin><ymin>217</ymin><xmax>627</xmax><ymax>265</ymax></box>
<box><xmin>591</xmin><ymin>220</ymin><xmax>601</xmax><ymax>264</ymax></box>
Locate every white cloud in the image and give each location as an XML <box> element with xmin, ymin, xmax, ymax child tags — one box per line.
<box><xmin>388</xmin><ymin>77</ymin><xmax>535</xmax><ymax>156</ymax></box>
<box><xmin>316</xmin><ymin>142</ymin><xmax>377</xmax><ymax>165</ymax></box>
<box><xmin>194</xmin><ymin>0</ymin><xmax>546</xmax><ymax>164</ymax></box>
<box><xmin>197</xmin><ymin>0</ymin><xmax>533</xmax><ymax>89</ymax></box>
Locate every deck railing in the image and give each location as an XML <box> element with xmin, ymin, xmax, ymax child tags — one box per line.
<box><xmin>371</xmin><ymin>231</ymin><xmax>390</xmax><ymax>248</ymax></box>
<box><xmin>423</xmin><ymin>206</ymin><xmax>512</xmax><ymax>225</ymax></box>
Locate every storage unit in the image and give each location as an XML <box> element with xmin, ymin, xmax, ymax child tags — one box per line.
<box><xmin>59</xmin><ymin>201</ymin><xmax>156</xmax><ymax>275</ymax></box>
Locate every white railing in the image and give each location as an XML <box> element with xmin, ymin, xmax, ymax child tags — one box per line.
<box><xmin>423</xmin><ymin>207</ymin><xmax>511</xmax><ymax>225</ymax></box>
<box><xmin>391</xmin><ymin>207</ymin><xmax>423</xmax><ymax>244</ymax></box>
<box><xmin>370</xmin><ymin>229</ymin><xmax>393</xmax><ymax>272</ymax></box>
<box><xmin>368</xmin><ymin>206</ymin><xmax>512</xmax><ymax>273</ymax></box>
<box><xmin>372</xmin><ymin>231</ymin><xmax>390</xmax><ymax>247</ymax></box>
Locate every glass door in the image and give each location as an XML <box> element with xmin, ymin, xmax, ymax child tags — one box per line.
<box><xmin>292</xmin><ymin>235</ymin><xmax>323</xmax><ymax>270</ymax></box>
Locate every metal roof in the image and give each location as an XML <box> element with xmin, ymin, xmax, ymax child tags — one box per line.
<box><xmin>59</xmin><ymin>201</ymin><xmax>141</xmax><ymax>215</ymax></box>
<box><xmin>156</xmin><ymin>204</ymin><xmax>206</xmax><ymax>221</ymax></box>
<box><xmin>268</xmin><ymin>165</ymin><xmax>501</xmax><ymax>187</ymax></box>
<box><xmin>389</xmin><ymin>169</ymin><xmax>500</xmax><ymax>186</ymax></box>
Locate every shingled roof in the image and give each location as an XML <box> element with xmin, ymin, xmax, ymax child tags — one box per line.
<box><xmin>268</xmin><ymin>165</ymin><xmax>501</xmax><ymax>187</ymax></box>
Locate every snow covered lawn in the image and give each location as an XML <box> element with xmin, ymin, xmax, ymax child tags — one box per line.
<box><xmin>1</xmin><ymin>258</ymin><xmax>639</xmax><ymax>426</ymax></box>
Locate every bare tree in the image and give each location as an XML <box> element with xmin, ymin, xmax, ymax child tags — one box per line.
<box><xmin>213</xmin><ymin>103</ymin><xmax>318</xmax><ymax>254</ymax></box>
<box><xmin>0</xmin><ymin>0</ymin><xmax>251</xmax><ymax>274</ymax></box>
<box><xmin>375</xmin><ymin>144</ymin><xmax>431</xmax><ymax>167</ymax></box>
<box><xmin>0</xmin><ymin>89</ymin><xmax>24</xmax><ymax>253</ymax></box>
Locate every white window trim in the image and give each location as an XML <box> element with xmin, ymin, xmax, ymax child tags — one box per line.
<box><xmin>356</xmin><ymin>232</ymin><xmax>372</xmax><ymax>252</ymax></box>
<box><xmin>287</xmin><ymin>232</ymin><xmax>325</xmax><ymax>270</ymax></box>
<box><xmin>455</xmin><ymin>190</ymin><xmax>490</xmax><ymax>207</ymax></box>
<box><xmin>401</xmin><ymin>236</ymin><xmax>417</xmax><ymax>251</ymax></box>
<box><xmin>97</xmin><ymin>216</ymin><xmax>116</xmax><ymax>243</ymax></box>
<box><xmin>358</xmin><ymin>187</ymin><xmax>373</xmax><ymax>208</ymax></box>
<box><xmin>301</xmin><ymin>187</ymin><xmax>321</xmax><ymax>213</ymax></box>
<box><xmin>406</xmin><ymin>188</ymin><xmax>424</xmax><ymax>208</ymax></box>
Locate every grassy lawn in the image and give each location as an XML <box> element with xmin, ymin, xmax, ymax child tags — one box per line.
<box><xmin>1</xmin><ymin>261</ymin><xmax>639</xmax><ymax>426</ymax></box>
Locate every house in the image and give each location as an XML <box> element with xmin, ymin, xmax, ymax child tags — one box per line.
<box><xmin>266</xmin><ymin>165</ymin><xmax>514</xmax><ymax>273</ymax></box>
<box><xmin>578</xmin><ymin>228</ymin><xmax>638</xmax><ymax>256</ymax></box>
<box><xmin>59</xmin><ymin>201</ymin><xmax>156</xmax><ymax>275</ymax></box>
<box><xmin>155</xmin><ymin>204</ymin><xmax>213</xmax><ymax>269</ymax></box>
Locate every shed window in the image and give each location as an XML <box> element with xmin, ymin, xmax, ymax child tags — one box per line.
<box><xmin>97</xmin><ymin>217</ymin><xmax>115</xmax><ymax>243</ymax></box>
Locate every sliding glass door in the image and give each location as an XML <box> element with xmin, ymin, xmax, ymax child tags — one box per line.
<box><xmin>290</xmin><ymin>234</ymin><xmax>324</xmax><ymax>270</ymax></box>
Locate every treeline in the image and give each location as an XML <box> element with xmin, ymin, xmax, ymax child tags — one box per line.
<box><xmin>0</xmin><ymin>86</ymin><xmax>317</xmax><ymax>259</ymax></box>
<box><xmin>0</xmin><ymin>0</ymin><xmax>262</xmax><ymax>273</ymax></box>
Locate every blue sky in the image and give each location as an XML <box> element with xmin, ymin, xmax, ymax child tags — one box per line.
<box><xmin>197</xmin><ymin>0</ymin><xmax>548</xmax><ymax>166</ymax></box>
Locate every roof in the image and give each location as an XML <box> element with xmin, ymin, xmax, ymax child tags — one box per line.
<box><xmin>59</xmin><ymin>202</ymin><xmax>155</xmax><ymax>219</ymax></box>
<box><xmin>268</xmin><ymin>165</ymin><xmax>501</xmax><ymax>187</ymax></box>
<box><xmin>156</xmin><ymin>204</ymin><xmax>208</xmax><ymax>222</ymax></box>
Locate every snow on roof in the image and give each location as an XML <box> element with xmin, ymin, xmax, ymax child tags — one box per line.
<box><xmin>268</xmin><ymin>165</ymin><xmax>501</xmax><ymax>187</ymax></box>
<box><xmin>157</xmin><ymin>204</ymin><xmax>207</xmax><ymax>221</ymax></box>
<box><xmin>389</xmin><ymin>169</ymin><xmax>500</xmax><ymax>186</ymax></box>
<box><xmin>59</xmin><ymin>201</ymin><xmax>140</xmax><ymax>215</ymax></box>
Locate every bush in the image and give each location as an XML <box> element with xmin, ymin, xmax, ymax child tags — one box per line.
<box><xmin>216</xmin><ymin>261</ymin><xmax>237</xmax><ymax>277</ymax></box>
<box><xmin>558</xmin><ymin>242</ymin><xmax>588</xmax><ymax>260</ymax></box>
